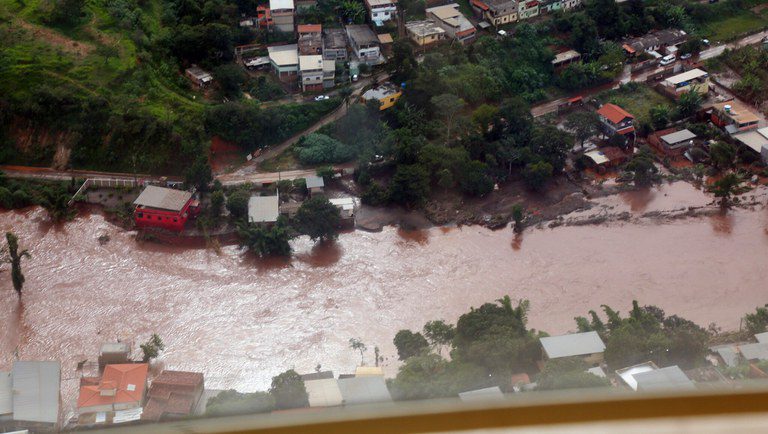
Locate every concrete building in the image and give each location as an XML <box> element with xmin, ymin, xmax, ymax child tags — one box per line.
<box><xmin>552</xmin><ymin>49</ymin><xmax>581</xmax><ymax>69</ymax></box>
<box><xmin>739</xmin><ymin>343</ymin><xmax>768</xmax><ymax>362</ymax></box>
<box><xmin>597</xmin><ymin>103</ymin><xmax>636</xmax><ymax>140</ymax></box>
<box><xmin>615</xmin><ymin>361</ymin><xmax>659</xmax><ymax>390</ymax></box>
<box><xmin>540</xmin><ymin>331</ymin><xmax>606</xmax><ymax>366</ymax></box>
<box><xmin>337</xmin><ymin>377</ymin><xmax>392</xmax><ymax>406</ymax></box>
<box><xmin>710</xmin><ymin>100</ymin><xmax>760</xmax><ymax>135</ymax></box>
<box><xmin>405</xmin><ymin>20</ymin><xmax>447</xmax><ymax>46</ymax></box>
<box><xmin>269</xmin><ymin>0</ymin><xmax>295</xmax><ymax>32</ymax></box>
<box><xmin>365</xmin><ymin>0</ymin><xmax>398</xmax><ymax>25</ymax></box>
<box><xmin>361</xmin><ymin>82</ymin><xmax>402</xmax><ymax>110</ymax></box>
<box><xmin>98</xmin><ymin>342</ymin><xmax>131</xmax><ymax>369</ymax></box>
<box><xmin>470</xmin><ymin>0</ymin><xmax>517</xmax><ymax>27</ymax></box>
<box><xmin>541</xmin><ymin>0</ymin><xmax>581</xmax><ymax>12</ymax></box>
<box><xmin>248</xmin><ymin>195</ymin><xmax>280</xmax><ymax>224</ymax></box>
<box><xmin>517</xmin><ymin>0</ymin><xmax>539</xmax><ymax>19</ymax></box>
<box><xmin>185</xmin><ymin>66</ymin><xmax>213</xmax><ymax>88</ymax></box>
<box><xmin>305</xmin><ymin>175</ymin><xmax>325</xmax><ymax>195</ymax></box>
<box><xmin>323</xmin><ymin>28</ymin><xmax>348</xmax><ymax>61</ymax></box>
<box><xmin>622</xmin><ymin>29</ymin><xmax>688</xmax><ymax>55</ymax></box>
<box><xmin>268</xmin><ymin>44</ymin><xmax>300</xmax><ymax>82</ymax></box>
<box><xmin>133</xmin><ymin>186</ymin><xmax>199</xmax><ymax>232</ymax></box>
<box><xmin>329</xmin><ymin>197</ymin><xmax>357</xmax><ymax>220</ymax></box>
<box><xmin>142</xmin><ymin>371</ymin><xmax>204</xmax><ymax>422</ymax></box>
<box><xmin>323</xmin><ymin>59</ymin><xmax>336</xmax><ymax>89</ymax></box>
<box><xmin>298</xmin><ymin>31</ymin><xmax>323</xmax><ymax>56</ymax></box>
<box><xmin>649</xmin><ymin>128</ymin><xmax>697</xmax><ymax>158</ymax></box>
<box><xmin>346</xmin><ymin>25</ymin><xmax>382</xmax><ymax>65</ymax></box>
<box><xmin>426</xmin><ymin>4</ymin><xmax>476</xmax><ymax>44</ymax></box>
<box><xmin>305</xmin><ymin>379</ymin><xmax>343</xmax><ymax>408</ymax></box>
<box><xmin>662</xmin><ymin>68</ymin><xmax>710</xmax><ymax>97</ymax></box>
<box><xmin>11</xmin><ymin>361</ymin><xmax>61</xmax><ymax>428</ymax></box>
<box><xmin>299</xmin><ymin>55</ymin><xmax>324</xmax><ymax>92</ymax></box>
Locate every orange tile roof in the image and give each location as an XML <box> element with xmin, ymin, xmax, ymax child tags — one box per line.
<box><xmin>77</xmin><ymin>364</ymin><xmax>149</xmax><ymax>409</ymax></box>
<box><xmin>297</xmin><ymin>24</ymin><xmax>322</xmax><ymax>34</ymax></box>
<box><xmin>597</xmin><ymin>103</ymin><xmax>634</xmax><ymax>124</ymax></box>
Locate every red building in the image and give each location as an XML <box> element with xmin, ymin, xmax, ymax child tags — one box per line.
<box><xmin>141</xmin><ymin>370</ymin><xmax>204</xmax><ymax>422</ymax></box>
<box><xmin>133</xmin><ymin>186</ymin><xmax>199</xmax><ymax>232</ymax></box>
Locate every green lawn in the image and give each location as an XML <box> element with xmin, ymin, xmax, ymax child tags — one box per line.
<box><xmin>597</xmin><ymin>84</ymin><xmax>672</xmax><ymax>126</ymax></box>
<box><xmin>699</xmin><ymin>10</ymin><xmax>768</xmax><ymax>43</ymax></box>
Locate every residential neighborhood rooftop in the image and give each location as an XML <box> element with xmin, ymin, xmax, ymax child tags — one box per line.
<box><xmin>185</xmin><ymin>66</ymin><xmax>213</xmax><ymax>83</ymax></box>
<box><xmin>134</xmin><ymin>186</ymin><xmax>193</xmax><ymax>212</ymax></box>
<box><xmin>664</xmin><ymin>68</ymin><xmax>708</xmax><ymax>86</ymax></box>
<box><xmin>633</xmin><ymin>366</ymin><xmax>696</xmax><ymax>392</ymax></box>
<box><xmin>756</xmin><ymin>332</ymin><xmax>768</xmax><ymax>344</ymax></box>
<box><xmin>660</xmin><ymin>129</ymin><xmax>696</xmax><ymax>146</ymax></box>
<box><xmin>12</xmin><ymin>361</ymin><xmax>61</xmax><ymax>424</ymax></box>
<box><xmin>739</xmin><ymin>342</ymin><xmax>768</xmax><ymax>361</ymax></box>
<box><xmin>713</xmin><ymin>100</ymin><xmax>760</xmax><ymax>125</ymax></box>
<box><xmin>268</xmin><ymin>44</ymin><xmax>299</xmax><ymax>66</ymax></box>
<box><xmin>366</xmin><ymin>0</ymin><xmax>397</xmax><ymax>6</ymax></box>
<box><xmin>269</xmin><ymin>0</ymin><xmax>294</xmax><ymax>10</ymax></box>
<box><xmin>77</xmin><ymin>364</ymin><xmax>149</xmax><ymax>410</ymax></box>
<box><xmin>615</xmin><ymin>361</ymin><xmax>658</xmax><ymax>390</ymax></box>
<box><xmin>598</xmin><ymin>103</ymin><xmax>634</xmax><ymax>124</ymax></box>
<box><xmin>299</xmin><ymin>55</ymin><xmax>324</xmax><ymax>71</ymax></box>
<box><xmin>427</xmin><ymin>4</ymin><xmax>474</xmax><ymax>32</ymax></box>
<box><xmin>346</xmin><ymin>24</ymin><xmax>379</xmax><ymax>45</ymax></box>
<box><xmin>624</xmin><ymin>28</ymin><xmax>687</xmax><ymax>53</ymax></box>
<box><xmin>405</xmin><ymin>20</ymin><xmax>446</xmax><ymax>37</ymax></box>
<box><xmin>362</xmin><ymin>83</ymin><xmax>401</xmax><ymax>100</ymax></box>
<box><xmin>337</xmin><ymin>376</ymin><xmax>392</xmax><ymax>405</ymax></box>
<box><xmin>305</xmin><ymin>378</ymin><xmax>343</xmax><ymax>407</ymax></box>
<box><xmin>297</xmin><ymin>24</ymin><xmax>322</xmax><ymax>33</ymax></box>
<box><xmin>540</xmin><ymin>331</ymin><xmax>606</xmax><ymax>359</ymax></box>
<box><xmin>248</xmin><ymin>195</ymin><xmax>280</xmax><ymax>223</ymax></box>
<box><xmin>324</xmin><ymin>28</ymin><xmax>347</xmax><ymax>49</ymax></box>
<box><xmin>305</xmin><ymin>175</ymin><xmax>325</xmax><ymax>188</ymax></box>
<box><xmin>552</xmin><ymin>49</ymin><xmax>580</xmax><ymax>64</ymax></box>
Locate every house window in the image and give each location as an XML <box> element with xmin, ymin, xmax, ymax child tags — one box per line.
<box><xmin>137</xmin><ymin>213</ymin><xmax>144</xmax><ymax>219</ymax></box>
<box><xmin>174</xmin><ymin>218</ymin><xmax>178</xmax><ymax>222</ymax></box>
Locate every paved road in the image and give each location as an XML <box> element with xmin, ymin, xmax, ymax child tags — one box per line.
<box><xmin>699</xmin><ymin>30</ymin><xmax>768</xmax><ymax>61</ymax></box>
<box><xmin>0</xmin><ymin>165</ymin><xmax>180</xmax><ymax>184</ymax></box>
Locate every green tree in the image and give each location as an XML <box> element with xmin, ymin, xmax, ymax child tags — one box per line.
<box><xmin>226</xmin><ymin>189</ymin><xmax>250</xmax><ymax>220</ymax></box>
<box><xmin>393</xmin><ymin>330</ymin><xmax>429</xmax><ymax>360</ymax></box>
<box><xmin>677</xmin><ymin>91</ymin><xmax>703</xmax><ymax>118</ymax></box>
<box><xmin>625</xmin><ymin>149</ymin><xmax>659</xmax><ymax>187</ymax></box>
<box><xmin>388</xmin><ymin>164</ymin><xmax>430</xmax><ymax>208</ymax></box>
<box><xmin>707</xmin><ymin>172</ymin><xmax>743</xmax><ymax>209</ymax></box>
<box><xmin>431</xmin><ymin>93</ymin><xmax>466</xmax><ymax>142</ymax></box>
<box><xmin>186</xmin><ymin>156</ymin><xmax>213</xmax><ymax>192</ymax></box>
<box><xmin>214</xmin><ymin>64</ymin><xmax>247</xmax><ymax>99</ymax></box>
<box><xmin>3</xmin><ymin>232</ymin><xmax>30</xmax><ymax>296</ymax></box>
<box><xmin>349</xmin><ymin>338</ymin><xmax>367</xmax><ymax>365</ymax></box>
<box><xmin>293</xmin><ymin>196</ymin><xmax>341</xmax><ymax>242</ymax></box>
<box><xmin>709</xmin><ymin>141</ymin><xmax>736</xmax><ymax>171</ymax></box>
<box><xmin>457</xmin><ymin>160</ymin><xmax>494</xmax><ymax>197</ymax></box>
<box><xmin>389</xmin><ymin>354</ymin><xmax>489</xmax><ymax>401</ymax></box>
<box><xmin>522</xmin><ymin>160</ymin><xmax>553</xmax><ymax>191</ymax></box>
<box><xmin>649</xmin><ymin>105</ymin><xmax>670</xmax><ymax>129</ymax></box>
<box><xmin>269</xmin><ymin>369</ymin><xmax>308</xmax><ymax>410</ymax></box>
<box><xmin>205</xmin><ymin>390</ymin><xmax>275</xmax><ymax>416</ymax></box>
<box><xmin>471</xmin><ymin>104</ymin><xmax>499</xmax><ymax>133</ymax></box>
<box><xmin>423</xmin><ymin>320</ymin><xmax>455</xmax><ymax>355</ymax></box>
<box><xmin>744</xmin><ymin>305</ymin><xmax>768</xmax><ymax>336</ymax></box>
<box><xmin>237</xmin><ymin>217</ymin><xmax>295</xmax><ymax>257</ymax></box>
<box><xmin>537</xmin><ymin>358</ymin><xmax>610</xmax><ymax>391</ymax></box>
<box><xmin>565</xmin><ymin>111</ymin><xmax>601</xmax><ymax>149</ymax></box>
<box><xmin>38</xmin><ymin>185</ymin><xmax>76</xmax><ymax>222</ymax></box>
<box><xmin>511</xmin><ymin>204</ymin><xmax>524</xmax><ymax>233</ymax></box>
<box><xmin>210</xmin><ymin>190</ymin><xmax>225</xmax><ymax>219</ymax></box>
<box><xmin>140</xmin><ymin>333</ymin><xmax>165</xmax><ymax>362</ymax></box>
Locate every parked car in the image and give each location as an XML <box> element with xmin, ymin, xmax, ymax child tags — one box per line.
<box><xmin>702</xmin><ymin>39</ymin><xmax>710</xmax><ymax>46</ymax></box>
<box><xmin>680</xmin><ymin>53</ymin><xmax>692</xmax><ymax>60</ymax></box>
<box><xmin>314</xmin><ymin>95</ymin><xmax>330</xmax><ymax>101</ymax></box>
<box><xmin>660</xmin><ymin>54</ymin><xmax>676</xmax><ymax>66</ymax></box>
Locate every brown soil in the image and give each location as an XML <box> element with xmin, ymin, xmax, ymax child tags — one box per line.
<box><xmin>14</xmin><ymin>19</ymin><xmax>94</xmax><ymax>57</ymax></box>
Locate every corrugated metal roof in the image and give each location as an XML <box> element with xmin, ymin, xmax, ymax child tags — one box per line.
<box><xmin>0</xmin><ymin>371</ymin><xmax>12</xmax><ymax>416</ymax></box>
<box><xmin>756</xmin><ymin>332</ymin><xmax>768</xmax><ymax>344</ymax></box>
<box><xmin>248</xmin><ymin>195</ymin><xmax>280</xmax><ymax>223</ymax></box>
<box><xmin>133</xmin><ymin>186</ymin><xmax>192</xmax><ymax>212</ymax></box>
<box><xmin>12</xmin><ymin>361</ymin><xmax>60</xmax><ymax>424</ymax></box>
<box><xmin>458</xmin><ymin>387</ymin><xmax>504</xmax><ymax>402</ymax></box>
<box><xmin>660</xmin><ymin>129</ymin><xmax>696</xmax><ymax>145</ymax></box>
<box><xmin>541</xmin><ymin>331</ymin><xmax>606</xmax><ymax>359</ymax></box>
<box><xmin>269</xmin><ymin>0</ymin><xmax>294</xmax><ymax>10</ymax></box>
<box><xmin>664</xmin><ymin>68</ymin><xmax>708</xmax><ymax>85</ymax></box>
<box><xmin>633</xmin><ymin>366</ymin><xmax>696</xmax><ymax>392</ymax></box>
<box><xmin>337</xmin><ymin>377</ymin><xmax>392</xmax><ymax>405</ymax></box>
<box><xmin>305</xmin><ymin>175</ymin><xmax>325</xmax><ymax>189</ymax></box>
<box><xmin>739</xmin><ymin>343</ymin><xmax>768</xmax><ymax>361</ymax></box>
<box><xmin>305</xmin><ymin>379</ymin><xmax>343</xmax><ymax>407</ymax></box>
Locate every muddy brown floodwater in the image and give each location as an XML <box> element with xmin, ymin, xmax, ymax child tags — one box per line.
<box><xmin>1</xmin><ymin>182</ymin><xmax>768</xmax><ymax>415</ymax></box>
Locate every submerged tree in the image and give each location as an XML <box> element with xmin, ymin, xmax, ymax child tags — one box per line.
<box><xmin>708</xmin><ymin>172</ymin><xmax>744</xmax><ymax>209</ymax></box>
<box><xmin>349</xmin><ymin>338</ymin><xmax>367</xmax><ymax>365</ymax></box>
<box><xmin>3</xmin><ymin>232</ymin><xmax>30</xmax><ymax>296</ymax></box>
<box><xmin>237</xmin><ymin>217</ymin><xmax>295</xmax><ymax>257</ymax></box>
<box><xmin>269</xmin><ymin>369</ymin><xmax>308</xmax><ymax>410</ymax></box>
<box><xmin>293</xmin><ymin>196</ymin><xmax>341</xmax><ymax>243</ymax></box>
<box><xmin>140</xmin><ymin>334</ymin><xmax>165</xmax><ymax>362</ymax></box>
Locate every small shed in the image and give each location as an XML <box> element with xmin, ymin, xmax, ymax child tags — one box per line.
<box><xmin>305</xmin><ymin>379</ymin><xmax>343</xmax><ymax>408</ymax></box>
<box><xmin>329</xmin><ymin>197</ymin><xmax>357</xmax><ymax>220</ymax></box>
<box><xmin>458</xmin><ymin>387</ymin><xmax>504</xmax><ymax>402</ymax></box>
<box><xmin>337</xmin><ymin>377</ymin><xmax>392</xmax><ymax>406</ymax></box>
<box><xmin>185</xmin><ymin>66</ymin><xmax>213</xmax><ymax>88</ymax></box>
<box><xmin>248</xmin><ymin>195</ymin><xmax>280</xmax><ymax>224</ymax></box>
<box><xmin>305</xmin><ymin>175</ymin><xmax>325</xmax><ymax>195</ymax></box>
<box><xmin>540</xmin><ymin>331</ymin><xmax>606</xmax><ymax>365</ymax></box>
<box><xmin>98</xmin><ymin>342</ymin><xmax>131</xmax><ymax>369</ymax></box>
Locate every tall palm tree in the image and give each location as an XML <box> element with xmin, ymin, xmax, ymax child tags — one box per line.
<box><xmin>4</xmin><ymin>232</ymin><xmax>30</xmax><ymax>296</ymax></box>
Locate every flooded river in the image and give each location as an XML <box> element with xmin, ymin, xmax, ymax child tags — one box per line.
<box><xmin>1</xmin><ymin>182</ymin><xmax>768</xmax><ymax>407</ymax></box>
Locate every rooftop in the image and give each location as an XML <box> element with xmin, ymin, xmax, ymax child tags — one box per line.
<box><xmin>133</xmin><ymin>186</ymin><xmax>193</xmax><ymax>212</ymax></box>
<box><xmin>739</xmin><ymin>342</ymin><xmax>768</xmax><ymax>361</ymax></box>
<box><xmin>366</xmin><ymin>0</ymin><xmax>397</xmax><ymax>6</ymax></box>
<box><xmin>405</xmin><ymin>20</ymin><xmax>446</xmax><ymax>37</ymax></box>
<box><xmin>142</xmin><ymin>371</ymin><xmax>204</xmax><ymax>421</ymax></box>
<box><xmin>552</xmin><ymin>49</ymin><xmax>581</xmax><ymax>64</ymax></box>
<box><xmin>301</xmin><ymin>371</ymin><xmax>335</xmax><ymax>382</ymax></box>
<box><xmin>12</xmin><ymin>361</ymin><xmax>61</xmax><ymax>424</ymax></box>
<box><xmin>305</xmin><ymin>175</ymin><xmax>325</xmax><ymax>188</ymax></box>
<box><xmin>362</xmin><ymin>83</ymin><xmax>401</xmax><ymax>100</ymax></box>
<box><xmin>427</xmin><ymin>4</ymin><xmax>474</xmax><ymax>32</ymax></box>
<box><xmin>78</xmin><ymin>364</ymin><xmax>149</xmax><ymax>410</ymax></box>
<box><xmin>305</xmin><ymin>379</ymin><xmax>343</xmax><ymax>407</ymax></box>
<box><xmin>713</xmin><ymin>100</ymin><xmax>760</xmax><ymax>125</ymax></box>
<box><xmin>483</xmin><ymin>0</ymin><xmax>517</xmax><ymax>14</ymax></box>
<box><xmin>540</xmin><ymin>331</ymin><xmax>606</xmax><ymax>359</ymax></box>
<box><xmin>584</xmin><ymin>150</ymin><xmax>609</xmax><ymax>165</ymax></box>
<box><xmin>756</xmin><ymin>332</ymin><xmax>768</xmax><ymax>344</ymax></box>
<box><xmin>185</xmin><ymin>66</ymin><xmax>212</xmax><ymax>82</ymax></box>
<box><xmin>598</xmin><ymin>103</ymin><xmax>634</xmax><ymax>124</ymax></box>
<box><xmin>338</xmin><ymin>377</ymin><xmax>392</xmax><ymax>405</ymax></box>
<box><xmin>616</xmin><ymin>361</ymin><xmax>658</xmax><ymax>391</ymax></box>
<box><xmin>711</xmin><ymin>345</ymin><xmax>740</xmax><ymax>368</ymax></box>
<box><xmin>324</xmin><ymin>28</ymin><xmax>347</xmax><ymax>49</ymax></box>
<box><xmin>625</xmin><ymin>28</ymin><xmax>687</xmax><ymax>53</ymax></box>
<box><xmin>297</xmin><ymin>24</ymin><xmax>322</xmax><ymax>34</ymax></box>
<box><xmin>298</xmin><ymin>33</ymin><xmax>323</xmax><ymax>55</ymax></box>
<box><xmin>346</xmin><ymin>24</ymin><xmax>379</xmax><ymax>45</ymax></box>
<box><xmin>458</xmin><ymin>387</ymin><xmax>504</xmax><ymax>402</ymax></box>
<box><xmin>248</xmin><ymin>195</ymin><xmax>280</xmax><ymax>223</ymax></box>
<box><xmin>268</xmin><ymin>44</ymin><xmax>299</xmax><ymax>67</ymax></box>
<box><xmin>299</xmin><ymin>55</ymin><xmax>324</xmax><ymax>71</ymax></box>
<box><xmin>633</xmin><ymin>366</ymin><xmax>696</xmax><ymax>392</ymax></box>
<box><xmin>660</xmin><ymin>129</ymin><xmax>697</xmax><ymax>145</ymax></box>
<box><xmin>378</xmin><ymin>33</ymin><xmax>394</xmax><ymax>44</ymax></box>
<box><xmin>269</xmin><ymin>0</ymin><xmax>294</xmax><ymax>10</ymax></box>
<box><xmin>664</xmin><ymin>68</ymin><xmax>709</xmax><ymax>86</ymax></box>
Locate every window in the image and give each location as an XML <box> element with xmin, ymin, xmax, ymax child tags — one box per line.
<box><xmin>137</xmin><ymin>213</ymin><xmax>143</xmax><ymax>219</ymax></box>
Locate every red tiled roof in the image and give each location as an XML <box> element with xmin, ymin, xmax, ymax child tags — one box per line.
<box><xmin>597</xmin><ymin>103</ymin><xmax>634</xmax><ymax>124</ymax></box>
<box><xmin>622</xmin><ymin>43</ymin><xmax>636</xmax><ymax>54</ymax></box>
<box><xmin>151</xmin><ymin>371</ymin><xmax>204</xmax><ymax>389</ymax></box>
<box><xmin>297</xmin><ymin>24</ymin><xmax>321</xmax><ymax>34</ymax></box>
<box><xmin>77</xmin><ymin>364</ymin><xmax>149</xmax><ymax>409</ymax></box>
<box><xmin>141</xmin><ymin>371</ymin><xmax>204</xmax><ymax>422</ymax></box>
<box><xmin>471</xmin><ymin>0</ymin><xmax>489</xmax><ymax>10</ymax></box>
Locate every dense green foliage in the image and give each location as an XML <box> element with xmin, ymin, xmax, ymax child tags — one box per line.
<box><xmin>269</xmin><ymin>369</ymin><xmax>309</xmax><ymax>410</ymax></box>
<box><xmin>205</xmin><ymin>390</ymin><xmax>275</xmax><ymax>417</ymax></box>
<box><xmin>393</xmin><ymin>330</ymin><xmax>429</xmax><ymax>361</ymax></box>
<box><xmin>237</xmin><ymin>217</ymin><xmax>295</xmax><ymax>257</ymax></box>
<box><xmin>625</xmin><ymin>147</ymin><xmax>660</xmax><ymax>187</ymax></box>
<box><xmin>293</xmin><ymin>196</ymin><xmax>341</xmax><ymax>242</ymax></box>
<box><xmin>744</xmin><ymin>304</ymin><xmax>768</xmax><ymax>336</ymax></box>
<box><xmin>294</xmin><ymin>133</ymin><xmax>354</xmax><ymax>166</ymax></box>
<box><xmin>140</xmin><ymin>333</ymin><xmax>165</xmax><ymax>362</ymax></box>
<box><xmin>536</xmin><ymin>358</ymin><xmax>610</xmax><ymax>391</ymax></box>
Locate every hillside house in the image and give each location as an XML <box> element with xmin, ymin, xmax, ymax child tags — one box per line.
<box><xmin>470</xmin><ymin>0</ymin><xmax>517</xmax><ymax>27</ymax></box>
<box><xmin>305</xmin><ymin>175</ymin><xmax>325</xmax><ymax>195</ymax></box>
<box><xmin>133</xmin><ymin>186</ymin><xmax>199</xmax><ymax>232</ymax></box>
<box><xmin>517</xmin><ymin>0</ymin><xmax>539</xmax><ymax>19</ymax></box>
<box><xmin>298</xmin><ymin>25</ymin><xmax>323</xmax><ymax>55</ymax></box>
<box><xmin>365</xmin><ymin>0</ymin><xmax>398</xmax><ymax>25</ymax></box>
<box><xmin>269</xmin><ymin>0</ymin><xmax>295</xmax><ymax>32</ymax></box>
<box><xmin>142</xmin><ymin>371</ymin><xmax>204</xmax><ymax>422</ymax></box>
<box><xmin>77</xmin><ymin>364</ymin><xmax>149</xmax><ymax>416</ymax></box>
<box><xmin>541</xmin><ymin>0</ymin><xmax>581</xmax><ymax>12</ymax></box>
<box><xmin>662</xmin><ymin>69</ymin><xmax>710</xmax><ymax>97</ymax></box>
<box><xmin>710</xmin><ymin>100</ymin><xmax>760</xmax><ymax>135</ymax></box>
<box><xmin>323</xmin><ymin>29</ymin><xmax>348</xmax><ymax>61</ymax></box>
<box><xmin>300</xmin><ymin>55</ymin><xmax>324</xmax><ymax>91</ymax></box>
<box><xmin>185</xmin><ymin>66</ymin><xmax>213</xmax><ymax>88</ymax></box>
<box><xmin>649</xmin><ymin>128</ymin><xmax>697</xmax><ymax>158</ymax></box>
<box><xmin>622</xmin><ymin>29</ymin><xmax>687</xmax><ymax>56</ymax></box>
<box><xmin>346</xmin><ymin>25</ymin><xmax>383</xmax><ymax>65</ymax></box>
<box><xmin>426</xmin><ymin>4</ymin><xmax>476</xmax><ymax>44</ymax></box>
<box><xmin>597</xmin><ymin>103</ymin><xmax>635</xmax><ymax>141</ymax></box>
<box><xmin>406</xmin><ymin>20</ymin><xmax>446</xmax><ymax>46</ymax></box>
<box><xmin>540</xmin><ymin>331</ymin><xmax>606</xmax><ymax>366</ymax></box>
<box><xmin>268</xmin><ymin>44</ymin><xmax>300</xmax><ymax>82</ymax></box>
<box><xmin>323</xmin><ymin>59</ymin><xmax>336</xmax><ymax>88</ymax></box>
<box><xmin>362</xmin><ymin>82</ymin><xmax>402</xmax><ymax>110</ymax></box>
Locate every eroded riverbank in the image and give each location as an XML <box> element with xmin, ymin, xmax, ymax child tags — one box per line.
<box><xmin>1</xmin><ymin>182</ymin><xmax>768</xmax><ymax>414</ymax></box>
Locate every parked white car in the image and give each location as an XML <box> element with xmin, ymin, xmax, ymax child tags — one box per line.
<box><xmin>314</xmin><ymin>95</ymin><xmax>330</xmax><ymax>101</ymax></box>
